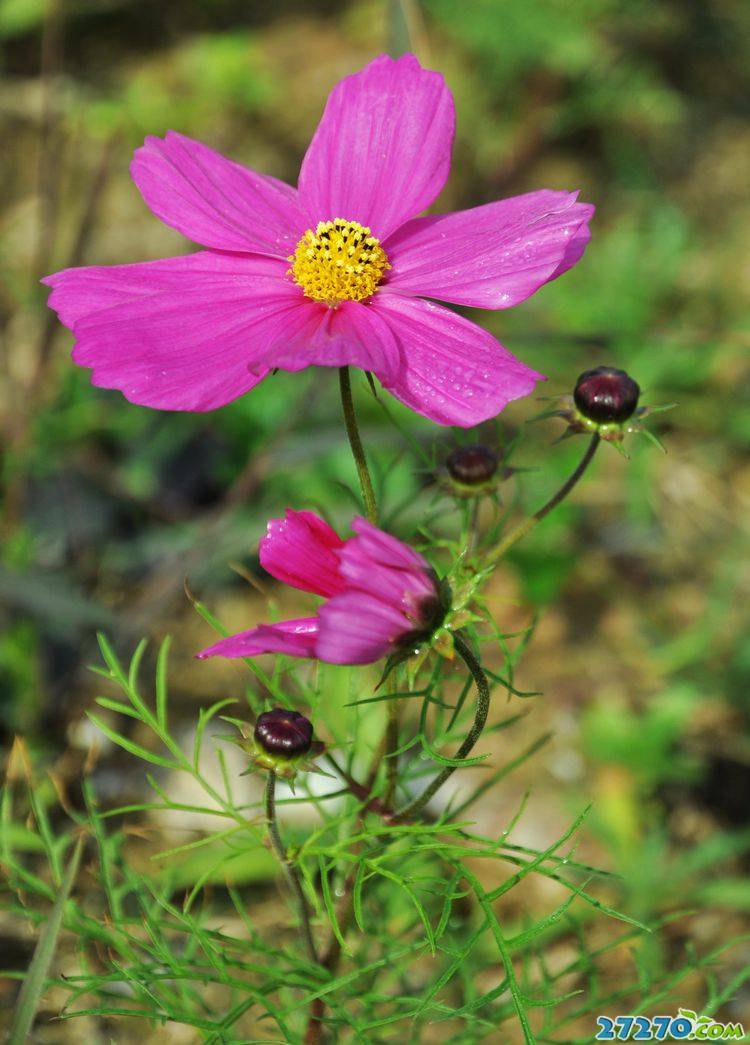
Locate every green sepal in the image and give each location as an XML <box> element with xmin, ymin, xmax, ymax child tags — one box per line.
<box><xmin>217</xmin><ymin>718</ymin><xmax>326</xmax><ymax>782</ymax></box>
<box><xmin>432</xmin><ymin>627</ymin><xmax>454</xmax><ymax>660</ymax></box>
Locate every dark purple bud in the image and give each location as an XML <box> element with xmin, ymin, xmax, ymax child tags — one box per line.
<box><xmin>254</xmin><ymin>708</ymin><xmax>313</xmax><ymax>759</ymax></box>
<box><xmin>446</xmin><ymin>444</ymin><xmax>499</xmax><ymax>486</ymax></box>
<box><xmin>574</xmin><ymin>366</ymin><xmax>640</xmax><ymax>424</ymax></box>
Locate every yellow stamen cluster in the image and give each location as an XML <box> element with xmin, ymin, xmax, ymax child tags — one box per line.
<box><xmin>289</xmin><ymin>219</ymin><xmax>390</xmax><ymax>306</ymax></box>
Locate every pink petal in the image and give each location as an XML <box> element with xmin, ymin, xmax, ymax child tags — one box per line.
<box><xmin>260</xmin><ymin>509</ymin><xmax>346</xmax><ymax>598</ymax></box>
<box><xmin>131</xmin><ymin>131</ymin><xmax>305</xmax><ymax>256</ymax></box>
<box><xmin>337</xmin><ymin>518</ymin><xmax>438</xmax><ymax>624</ymax></box>
<box><xmin>196</xmin><ymin>618</ymin><xmax>320</xmax><ymax>660</ymax></box>
<box><xmin>371</xmin><ymin>294</ymin><xmax>542</xmax><ymax>427</ymax></box>
<box><xmin>260</xmin><ymin>298</ymin><xmax>400</xmax><ymax>381</ymax></box>
<box><xmin>338</xmin><ymin>541</ymin><xmax>435</xmax><ymax>614</ymax></box>
<box><xmin>43</xmin><ymin>252</ymin><xmax>303</xmax><ymax>411</ymax></box>
<box><xmin>348</xmin><ymin>517</ymin><xmax>432</xmax><ymax>575</ymax></box>
<box><xmin>298</xmin><ymin>54</ymin><xmax>455</xmax><ymax>241</ymax></box>
<box><xmin>316</xmin><ymin>592</ymin><xmax>407</xmax><ymax>665</ymax></box>
<box><xmin>551</xmin><ymin>220</ymin><xmax>592</xmax><ymax>279</ymax></box>
<box><xmin>383</xmin><ymin>190</ymin><xmax>594</xmax><ymax>309</ymax></box>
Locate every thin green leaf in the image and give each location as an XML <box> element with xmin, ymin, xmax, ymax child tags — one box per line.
<box><xmin>419</xmin><ymin>733</ymin><xmax>491</xmax><ymax>768</ymax></box>
<box><xmin>319</xmin><ymin>856</ymin><xmax>348</xmax><ymax>954</ymax></box>
<box><xmin>94</xmin><ymin>697</ymin><xmax>144</xmax><ymax>721</ymax></box>
<box><xmin>155</xmin><ymin>636</ymin><xmax>171</xmax><ymax>730</ymax></box>
<box><xmin>96</xmin><ymin>632</ymin><xmax>126</xmax><ymax>684</ymax></box>
<box><xmin>87</xmin><ymin>714</ymin><xmax>180</xmax><ymax>769</ymax></box>
<box><xmin>461</xmin><ymin>866</ymin><xmax>535</xmax><ymax>1044</ymax></box>
<box><xmin>193</xmin><ymin>698</ymin><xmax>237</xmax><ymax>771</ymax></box>
<box><xmin>367</xmin><ymin>861</ymin><xmax>436</xmax><ymax>955</ymax></box>
<box><xmin>127</xmin><ymin>638</ymin><xmax>148</xmax><ymax>694</ymax></box>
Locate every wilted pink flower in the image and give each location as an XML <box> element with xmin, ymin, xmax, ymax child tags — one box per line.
<box><xmin>197</xmin><ymin>509</ymin><xmax>446</xmax><ymax>665</ymax></box>
<box><xmin>44</xmin><ymin>54</ymin><xmax>593</xmax><ymax>426</ymax></box>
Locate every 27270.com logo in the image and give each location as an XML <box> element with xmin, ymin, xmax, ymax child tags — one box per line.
<box><xmin>595</xmin><ymin>1009</ymin><xmax>745</xmax><ymax>1040</ymax></box>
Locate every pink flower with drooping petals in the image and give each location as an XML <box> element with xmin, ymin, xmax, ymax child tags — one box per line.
<box><xmin>43</xmin><ymin>54</ymin><xmax>594</xmax><ymax>427</ymax></box>
<box><xmin>196</xmin><ymin>509</ymin><xmax>446</xmax><ymax>666</ymax></box>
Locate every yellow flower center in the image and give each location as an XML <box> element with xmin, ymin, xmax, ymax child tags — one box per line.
<box><xmin>289</xmin><ymin>219</ymin><xmax>390</xmax><ymax>306</ymax></box>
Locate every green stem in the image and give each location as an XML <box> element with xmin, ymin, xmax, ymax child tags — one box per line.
<box><xmin>324</xmin><ymin>753</ymin><xmax>390</xmax><ymax>816</ymax></box>
<box><xmin>467</xmin><ymin>496</ymin><xmax>481</xmax><ymax>555</ymax></box>
<box><xmin>392</xmin><ymin>633</ymin><xmax>490</xmax><ymax>823</ymax></box>
<box><xmin>383</xmin><ymin>691</ymin><xmax>400</xmax><ymax>811</ymax></box>
<box><xmin>339</xmin><ymin>366</ymin><xmax>377</xmax><ymax>524</ymax></box>
<box><xmin>264</xmin><ymin>771</ymin><xmax>318</xmax><ymax>964</ymax></box>
<box><xmin>487</xmin><ymin>433</ymin><xmax>600</xmax><ymax>564</ymax></box>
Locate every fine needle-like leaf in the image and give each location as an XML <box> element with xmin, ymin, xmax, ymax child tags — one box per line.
<box><xmin>155</xmin><ymin>635</ymin><xmax>171</xmax><ymax>730</ymax></box>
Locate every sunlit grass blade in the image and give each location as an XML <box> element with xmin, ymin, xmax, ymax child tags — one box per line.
<box><xmin>8</xmin><ymin>833</ymin><xmax>85</xmax><ymax>1045</ymax></box>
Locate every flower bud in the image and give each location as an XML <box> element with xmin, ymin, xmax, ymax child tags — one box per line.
<box><xmin>446</xmin><ymin>444</ymin><xmax>499</xmax><ymax>487</ymax></box>
<box><xmin>573</xmin><ymin>366</ymin><xmax>640</xmax><ymax>424</ymax></box>
<box><xmin>548</xmin><ymin>366</ymin><xmax>666</xmax><ymax>450</ymax></box>
<box><xmin>254</xmin><ymin>708</ymin><xmax>313</xmax><ymax>760</ymax></box>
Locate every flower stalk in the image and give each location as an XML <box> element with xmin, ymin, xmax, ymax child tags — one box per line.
<box><xmin>264</xmin><ymin>770</ymin><xmax>318</xmax><ymax>965</ymax></box>
<box><xmin>393</xmin><ymin>632</ymin><xmax>490</xmax><ymax>823</ymax></box>
<box><xmin>383</xmin><ymin>686</ymin><xmax>401</xmax><ymax>810</ymax></box>
<box><xmin>339</xmin><ymin>366</ymin><xmax>378</xmax><ymax>525</ymax></box>
<box><xmin>486</xmin><ymin>432</ymin><xmax>600</xmax><ymax>564</ymax></box>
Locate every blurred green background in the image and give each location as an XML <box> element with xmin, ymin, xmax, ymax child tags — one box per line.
<box><xmin>1</xmin><ymin>0</ymin><xmax>749</xmax><ymax>1034</ymax></box>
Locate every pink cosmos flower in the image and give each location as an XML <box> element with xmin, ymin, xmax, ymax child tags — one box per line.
<box><xmin>196</xmin><ymin>509</ymin><xmax>446</xmax><ymax>666</ymax></box>
<box><xmin>43</xmin><ymin>54</ymin><xmax>593</xmax><ymax>427</ymax></box>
